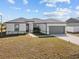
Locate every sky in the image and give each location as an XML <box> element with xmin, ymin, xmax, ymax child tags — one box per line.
<box><xmin>0</xmin><ymin>0</ymin><xmax>79</xmax><ymax>22</ymax></box>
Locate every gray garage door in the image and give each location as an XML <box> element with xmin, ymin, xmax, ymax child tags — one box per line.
<box><xmin>49</xmin><ymin>26</ymin><xmax>65</xmax><ymax>34</ymax></box>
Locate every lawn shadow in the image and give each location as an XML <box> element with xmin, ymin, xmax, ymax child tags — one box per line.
<box><xmin>53</xmin><ymin>34</ymin><xmax>67</xmax><ymax>37</ymax></box>
<box><xmin>33</xmin><ymin>33</ymin><xmax>55</xmax><ymax>38</ymax></box>
<box><xmin>0</xmin><ymin>32</ymin><xmax>27</xmax><ymax>38</ymax></box>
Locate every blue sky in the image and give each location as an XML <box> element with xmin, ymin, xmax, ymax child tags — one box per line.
<box><xmin>0</xmin><ymin>0</ymin><xmax>79</xmax><ymax>22</ymax></box>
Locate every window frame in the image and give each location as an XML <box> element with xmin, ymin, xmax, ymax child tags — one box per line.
<box><xmin>14</xmin><ymin>24</ymin><xmax>19</xmax><ymax>32</ymax></box>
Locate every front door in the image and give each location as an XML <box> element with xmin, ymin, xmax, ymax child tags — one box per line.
<box><xmin>26</xmin><ymin>24</ymin><xmax>29</xmax><ymax>32</ymax></box>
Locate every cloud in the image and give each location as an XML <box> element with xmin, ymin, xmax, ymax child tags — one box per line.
<box><xmin>40</xmin><ymin>0</ymin><xmax>70</xmax><ymax>7</ymax></box>
<box><xmin>57</xmin><ymin>8</ymin><xmax>71</xmax><ymax>15</ymax></box>
<box><xmin>76</xmin><ymin>6</ymin><xmax>79</xmax><ymax>10</ymax></box>
<box><xmin>8</xmin><ymin>0</ymin><xmax>15</xmax><ymax>4</ymax></box>
<box><xmin>26</xmin><ymin>9</ymin><xmax>31</xmax><ymax>12</ymax></box>
<box><xmin>15</xmin><ymin>8</ymin><xmax>21</xmax><ymax>10</ymax></box>
<box><xmin>40</xmin><ymin>0</ymin><xmax>70</xmax><ymax>4</ymax></box>
<box><xmin>12</xmin><ymin>7</ymin><xmax>21</xmax><ymax>10</ymax></box>
<box><xmin>8</xmin><ymin>0</ymin><xmax>28</xmax><ymax>5</ymax></box>
<box><xmin>75</xmin><ymin>11</ymin><xmax>79</xmax><ymax>16</ymax></box>
<box><xmin>34</xmin><ymin>9</ymin><xmax>39</xmax><ymax>13</ymax></box>
<box><xmin>23</xmin><ymin>0</ymin><xmax>28</xmax><ymax>5</ymax></box>
<box><xmin>0</xmin><ymin>12</ymin><xmax>3</xmax><ymax>15</ymax></box>
<box><xmin>44</xmin><ymin>8</ymin><xmax>71</xmax><ymax>16</ymax></box>
<box><xmin>43</xmin><ymin>8</ymin><xmax>71</xmax><ymax>19</ymax></box>
<box><xmin>55</xmin><ymin>0</ymin><xmax>70</xmax><ymax>3</ymax></box>
<box><xmin>46</xmin><ymin>3</ymin><xmax>56</xmax><ymax>7</ymax></box>
<box><xmin>26</xmin><ymin>9</ymin><xmax>39</xmax><ymax>13</ymax></box>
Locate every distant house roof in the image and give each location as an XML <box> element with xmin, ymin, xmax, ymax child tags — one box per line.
<box><xmin>6</xmin><ymin>17</ymin><xmax>30</xmax><ymax>23</ymax></box>
<box><xmin>6</xmin><ymin>18</ymin><xmax>41</xmax><ymax>23</ymax></box>
<box><xmin>5</xmin><ymin>17</ymin><xmax>65</xmax><ymax>23</ymax></box>
<box><xmin>66</xmin><ymin>18</ymin><xmax>79</xmax><ymax>23</ymax></box>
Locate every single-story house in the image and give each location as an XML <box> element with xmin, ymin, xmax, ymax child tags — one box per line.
<box><xmin>5</xmin><ymin>17</ymin><xmax>66</xmax><ymax>35</ymax></box>
<box><xmin>66</xmin><ymin>18</ymin><xmax>79</xmax><ymax>33</ymax></box>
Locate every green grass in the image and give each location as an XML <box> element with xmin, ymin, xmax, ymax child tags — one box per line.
<box><xmin>0</xmin><ymin>35</ymin><xmax>79</xmax><ymax>59</ymax></box>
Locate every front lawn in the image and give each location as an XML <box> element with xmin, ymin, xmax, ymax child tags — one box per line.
<box><xmin>0</xmin><ymin>35</ymin><xmax>79</xmax><ymax>59</ymax></box>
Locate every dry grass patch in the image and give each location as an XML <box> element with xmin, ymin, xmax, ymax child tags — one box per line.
<box><xmin>69</xmin><ymin>33</ymin><xmax>79</xmax><ymax>37</ymax></box>
<box><xmin>0</xmin><ymin>35</ymin><xmax>79</xmax><ymax>59</ymax></box>
<box><xmin>74</xmin><ymin>34</ymin><xmax>79</xmax><ymax>37</ymax></box>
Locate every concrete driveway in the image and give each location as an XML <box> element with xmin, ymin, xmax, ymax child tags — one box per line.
<box><xmin>54</xmin><ymin>34</ymin><xmax>79</xmax><ymax>45</ymax></box>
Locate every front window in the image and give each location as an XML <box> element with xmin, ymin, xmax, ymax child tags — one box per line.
<box><xmin>15</xmin><ymin>24</ymin><xmax>19</xmax><ymax>32</ymax></box>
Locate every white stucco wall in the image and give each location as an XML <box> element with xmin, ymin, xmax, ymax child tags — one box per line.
<box><xmin>47</xmin><ymin>23</ymin><xmax>66</xmax><ymax>34</ymax></box>
<box><xmin>6</xmin><ymin>24</ymin><xmax>15</xmax><ymax>35</ymax></box>
<box><xmin>6</xmin><ymin>23</ymin><xmax>26</xmax><ymax>35</ymax></box>
<box><xmin>6</xmin><ymin>24</ymin><xmax>14</xmax><ymax>31</ymax></box>
<box><xmin>38</xmin><ymin>24</ymin><xmax>47</xmax><ymax>34</ymax></box>
<box><xmin>74</xmin><ymin>27</ymin><xmax>79</xmax><ymax>32</ymax></box>
<box><xmin>66</xmin><ymin>23</ymin><xmax>79</xmax><ymax>32</ymax></box>
<box><xmin>66</xmin><ymin>26</ymin><xmax>74</xmax><ymax>32</ymax></box>
<box><xmin>67</xmin><ymin>23</ymin><xmax>79</xmax><ymax>26</ymax></box>
<box><xmin>19</xmin><ymin>24</ymin><xmax>26</xmax><ymax>34</ymax></box>
<box><xmin>66</xmin><ymin>26</ymin><xmax>79</xmax><ymax>32</ymax></box>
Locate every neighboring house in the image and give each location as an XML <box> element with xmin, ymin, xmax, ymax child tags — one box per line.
<box><xmin>66</xmin><ymin>18</ymin><xmax>79</xmax><ymax>33</ymax></box>
<box><xmin>5</xmin><ymin>17</ymin><xmax>66</xmax><ymax>35</ymax></box>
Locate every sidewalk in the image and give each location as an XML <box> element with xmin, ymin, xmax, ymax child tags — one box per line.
<box><xmin>27</xmin><ymin>33</ymin><xmax>38</xmax><ymax>38</ymax></box>
<box><xmin>54</xmin><ymin>34</ymin><xmax>79</xmax><ymax>45</ymax></box>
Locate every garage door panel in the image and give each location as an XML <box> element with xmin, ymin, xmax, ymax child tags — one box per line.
<box><xmin>49</xmin><ymin>26</ymin><xmax>65</xmax><ymax>34</ymax></box>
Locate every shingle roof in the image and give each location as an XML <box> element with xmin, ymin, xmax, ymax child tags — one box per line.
<box><xmin>6</xmin><ymin>17</ymin><xmax>29</xmax><ymax>22</ymax></box>
<box><xmin>34</xmin><ymin>18</ymin><xmax>65</xmax><ymax>23</ymax></box>
<box><xmin>6</xmin><ymin>17</ymin><xmax>65</xmax><ymax>23</ymax></box>
<box><xmin>66</xmin><ymin>18</ymin><xmax>79</xmax><ymax>23</ymax></box>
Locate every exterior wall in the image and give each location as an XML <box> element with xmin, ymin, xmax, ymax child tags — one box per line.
<box><xmin>74</xmin><ymin>27</ymin><xmax>79</xmax><ymax>32</ymax></box>
<box><xmin>6</xmin><ymin>24</ymin><xmax>14</xmax><ymax>32</ymax></box>
<box><xmin>19</xmin><ymin>24</ymin><xmax>26</xmax><ymax>33</ymax></box>
<box><xmin>47</xmin><ymin>24</ymin><xmax>66</xmax><ymax>34</ymax></box>
<box><xmin>66</xmin><ymin>23</ymin><xmax>79</xmax><ymax>32</ymax></box>
<box><xmin>38</xmin><ymin>24</ymin><xmax>47</xmax><ymax>34</ymax></box>
<box><xmin>67</xmin><ymin>23</ymin><xmax>79</xmax><ymax>26</ymax></box>
<box><xmin>6</xmin><ymin>22</ymin><xmax>66</xmax><ymax>35</ymax></box>
<box><xmin>6</xmin><ymin>23</ymin><xmax>26</xmax><ymax>35</ymax></box>
<box><xmin>66</xmin><ymin>26</ymin><xmax>74</xmax><ymax>32</ymax></box>
<box><xmin>6</xmin><ymin>24</ymin><xmax>15</xmax><ymax>35</ymax></box>
<box><xmin>66</xmin><ymin>26</ymin><xmax>79</xmax><ymax>32</ymax></box>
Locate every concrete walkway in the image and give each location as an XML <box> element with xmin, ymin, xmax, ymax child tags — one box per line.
<box><xmin>54</xmin><ymin>34</ymin><xmax>79</xmax><ymax>45</ymax></box>
<box><xmin>28</xmin><ymin>33</ymin><xmax>37</xmax><ymax>38</ymax></box>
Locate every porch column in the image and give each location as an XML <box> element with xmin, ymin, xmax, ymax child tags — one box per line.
<box><xmin>28</xmin><ymin>22</ymin><xmax>33</xmax><ymax>33</ymax></box>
